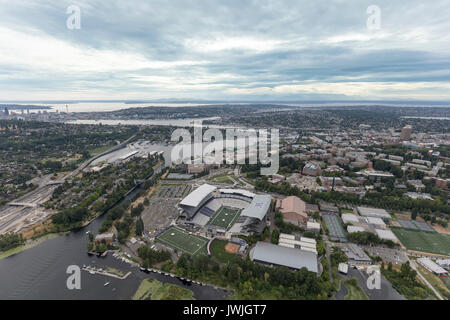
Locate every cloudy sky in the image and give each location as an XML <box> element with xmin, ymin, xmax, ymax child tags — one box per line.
<box><xmin>1</xmin><ymin>0</ymin><xmax>450</xmax><ymax>101</ymax></box>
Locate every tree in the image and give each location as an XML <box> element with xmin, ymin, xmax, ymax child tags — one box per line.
<box><xmin>271</xmin><ymin>229</ymin><xmax>280</xmax><ymax>244</ymax></box>
<box><xmin>135</xmin><ymin>217</ymin><xmax>144</xmax><ymax>236</ymax></box>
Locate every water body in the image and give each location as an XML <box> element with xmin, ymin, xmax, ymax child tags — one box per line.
<box><xmin>66</xmin><ymin>118</ymin><xmax>239</xmax><ymax>128</ymax></box>
<box><xmin>401</xmin><ymin>116</ymin><xmax>450</xmax><ymax>120</ymax></box>
<box><xmin>5</xmin><ymin>100</ymin><xmax>450</xmax><ymax>114</ymax></box>
<box><xmin>0</xmin><ymin>166</ymin><xmax>229</xmax><ymax>300</ymax></box>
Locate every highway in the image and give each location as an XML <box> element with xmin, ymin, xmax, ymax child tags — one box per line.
<box><xmin>0</xmin><ymin>134</ymin><xmax>137</xmax><ymax>235</ymax></box>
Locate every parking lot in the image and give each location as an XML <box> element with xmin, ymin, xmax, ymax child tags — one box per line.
<box><xmin>361</xmin><ymin>245</ymin><xmax>408</xmax><ymax>264</ymax></box>
<box><xmin>141</xmin><ymin>184</ymin><xmax>191</xmax><ymax>236</ymax></box>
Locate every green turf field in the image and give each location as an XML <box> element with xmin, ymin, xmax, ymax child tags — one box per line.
<box><xmin>207</xmin><ymin>206</ymin><xmax>240</xmax><ymax>230</ymax></box>
<box><xmin>391</xmin><ymin>227</ymin><xmax>450</xmax><ymax>256</ymax></box>
<box><xmin>156</xmin><ymin>226</ymin><xmax>209</xmax><ymax>256</ymax></box>
<box><xmin>210</xmin><ymin>239</ymin><xmax>236</xmax><ymax>263</ymax></box>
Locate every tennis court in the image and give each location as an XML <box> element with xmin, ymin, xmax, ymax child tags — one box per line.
<box><xmin>322</xmin><ymin>212</ymin><xmax>347</xmax><ymax>242</ymax></box>
<box><xmin>398</xmin><ymin>219</ymin><xmax>435</xmax><ymax>233</ymax></box>
<box><xmin>156</xmin><ymin>226</ymin><xmax>209</xmax><ymax>256</ymax></box>
<box><xmin>207</xmin><ymin>206</ymin><xmax>240</xmax><ymax>230</ymax></box>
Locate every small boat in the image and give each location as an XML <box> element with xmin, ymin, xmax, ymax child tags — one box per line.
<box><xmin>89</xmin><ymin>270</ymin><xmax>95</xmax><ymax>275</ymax></box>
<box><xmin>104</xmin><ymin>282</ymin><xmax>110</xmax><ymax>287</ymax></box>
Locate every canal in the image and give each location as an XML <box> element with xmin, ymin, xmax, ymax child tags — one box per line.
<box><xmin>0</xmin><ymin>165</ymin><xmax>229</xmax><ymax>300</ymax></box>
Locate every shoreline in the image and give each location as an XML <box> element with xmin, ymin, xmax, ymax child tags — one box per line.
<box><xmin>0</xmin><ymin>232</ymin><xmax>65</xmax><ymax>259</ymax></box>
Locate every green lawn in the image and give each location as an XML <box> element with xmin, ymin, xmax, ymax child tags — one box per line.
<box><xmin>133</xmin><ymin>278</ymin><xmax>194</xmax><ymax>300</ymax></box>
<box><xmin>207</xmin><ymin>207</ymin><xmax>240</xmax><ymax>230</ymax></box>
<box><xmin>88</xmin><ymin>145</ymin><xmax>115</xmax><ymax>156</ymax></box>
<box><xmin>391</xmin><ymin>227</ymin><xmax>450</xmax><ymax>256</ymax></box>
<box><xmin>106</xmin><ymin>267</ymin><xmax>125</xmax><ymax>277</ymax></box>
<box><xmin>210</xmin><ymin>239</ymin><xmax>236</xmax><ymax>263</ymax></box>
<box><xmin>344</xmin><ymin>278</ymin><xmax>369</xmax><ymax>300</ymax></box>
<box><xmin>0</xmin><ymin>233</ymin><xmax>61</xmax><ymax>259</ymax></box>
<box><xmin>207</xmin><ymin>173</ymin><xmax>234</xmax><ymax>184</ymax></box>
<box><xmin>417</xmin><ymin>265</ymin><xmax>450</xmax><ymax>299</ymax></box>
<box><xmin>156</xmin><ymin>226</ymin><xmax>209</xmax><ymax>256</ymax></box>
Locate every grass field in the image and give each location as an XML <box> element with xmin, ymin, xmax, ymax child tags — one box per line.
<box><xmin>133</xmin><ymin>278</ymin><xmax>194</xmax><ymax>300</ymax></box>
<box><xmin>441</xmin><ymin>276</ymin><xmax>450</xmax><ymax>290</ymax></box>
<box><xmin>344</xmin><ymin>278</ymin><xmax>369</xmax><ymax>300</ymax></box>
<box><xmin>391</xmin><ymin>227</ymin><xmax>450</xmax><ymax>256</ymax></box>
<box><xmin>207</xmin><ymin>206</ymin><xmax>240</xmax><ymax>230</ymax></box>
<box><xmin>207</xmin><ymin>172</ymin><xmax>234</xmax><ymax>185</ymax></box>
<box><xmin>210</xmin><ymin>239</ymin><xmax>236</xmax><ymax>263</ymax></box>
<box><xmin>417</xmin><ymin>265</ymin><xmax>450</xmax><ymax>299</ymax></box>
<box><xmin>156</xmin><ymin>226</ymin><xmax>208</xmax><ymax>256</ymax></box>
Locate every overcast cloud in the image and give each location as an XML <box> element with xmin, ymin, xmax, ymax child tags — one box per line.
<box><xmin>1</xmin><ymin>0</ymin><xmax>450</xmax><ymax>101</ymax></box>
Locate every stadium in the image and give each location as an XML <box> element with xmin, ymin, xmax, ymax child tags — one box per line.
<box><xmin>178</xmin><ymin>184</ymin><xmax>272</xmax><ymax>238</ymax></box>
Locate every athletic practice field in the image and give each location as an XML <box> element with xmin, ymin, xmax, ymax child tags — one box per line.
<box><xmin>156</xmin><ymin>226</ymin><xmax>209</xmax><ymax>256</ymax></box>
<box><xmin>207</xmin><ymin>206</ymin><xmax>240</xmax><ymax>230</ymax></box>
<box><xmin>391</xmin><ymin>227</ymin><xmax>450</xmax><ymax>256</ymax></box>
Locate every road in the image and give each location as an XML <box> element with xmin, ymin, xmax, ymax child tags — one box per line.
<box><xmin>409</xmin><ymin>258</ymin><xmax>444</xmax><ymax>300</ymax></box>
<box><xmin>323</xmin><ymin>236</ymin><xmax>333</xmax><ymax>282</ymax></box>
<box><xmin>0</xmin><ymin>134</ymin><xmax>137</xmax><ymax>234</ymax></box>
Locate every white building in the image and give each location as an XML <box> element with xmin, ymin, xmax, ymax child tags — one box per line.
<box><xmin>375</xmin><ymin>229</ymin><xmax>398</xmax><ymax>243</ymax></box>
<box><xmin>418</xmin><ymin>258</ymin><xmax>448</xmax><ymax>275</ymax></box>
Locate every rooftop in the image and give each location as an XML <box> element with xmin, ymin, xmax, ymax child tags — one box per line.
<box><xmin>251</xmin><ymin>241</ymin><xmax>318</xmax><ymax>273</ymax></box>
<box><xmin>180</xmin><ymin>184</ymin><xmax>217</xmax><ymax>208</ymax></box>
<box><xmin>241</xmin><ymin>194</ymin><xmax>272</xmax><ymax>221</ymax></box>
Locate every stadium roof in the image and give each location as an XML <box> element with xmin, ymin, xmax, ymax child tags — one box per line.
<box><xmin>241</xmin><ymin>194</ymin><xmax>272</xmax><ymax>220</ymax></box>
<box><xmin>219</xmin><ymin>188</ymin><xmax>255</xmax><ymax>198</ymax></box>
<box><xmin>180</xmin><ymin>184</ymin><xmax>217</xmax><ymax>207</ymax></box>
<box><xmin>251</xmin><ymin>241</ymin><xmax>318</xmax><ymax>273</ymax></box>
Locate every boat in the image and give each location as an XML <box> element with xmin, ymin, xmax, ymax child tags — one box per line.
<box><xmin>89</xmin><ymin>270</ymin><xmax>95</xmax><ymax>275</ymax></box>
<box><xmin>104</xmin><ymin>282</ymin><xmax>110</xmax><ymax>287</ymax></box>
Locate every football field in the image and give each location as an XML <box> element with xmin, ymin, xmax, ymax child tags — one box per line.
<box><xmin>207</xmin><ymin>206</ymin><xmax>240</xmax><ymax>230</ymax></box>
<box><xmin>391</xmin><ymin>227</ymin><xmax>450</xmax><ymax>256</ymax></box>
<box><xmin>156</xmin><ymin>226</ymin><xmax>209</xmax><ymax>256</ymax></box>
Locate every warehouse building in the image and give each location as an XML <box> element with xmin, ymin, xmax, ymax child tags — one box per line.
<box><xmin>341</xmin><ymin>243</ymin><xmax>372</xmax><ymax>265</ymax></box>
<box><xmin>436</xmin><ymin>259</ymin><xmax>450</xmax><ymax>271</ymax></box>
<box><xmin>417</xmin><ymin>258</ymin><xmax>448</xmax><ymax>275</ymax></box>
<box><xmin>276</xmin><ymin>196</ymin><xmax>308</xmax><ymax>225</ymax></box>
<box><xmin>347</xmin><ymin>225</ymin><xmax>366</xmax><ymax>233</ymax></box>
<box><xmin>375</xmin><ymin>229</ymin><xmax>398</xmax><ymax>243</ymax></box>
<box><xmin>250</xmin><ymin>241</ymin><xmax>318</xmax><ymax>273</ymax></box>
<box><xmin>278</xmin><ymin>233</ymin><xmax>317</xmax><ymax>254</ymax></box>
<box><xmin>357</xmin><ymin>206</ymin><xmax>391</xmax><ymax>222</ymax></box>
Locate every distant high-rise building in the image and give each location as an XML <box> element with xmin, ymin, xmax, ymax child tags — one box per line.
<box><xmin>400</xmin><ymin>125</ymin><xmax>412</xmax><ymax>141</ymax></box>
<box><xmin>4</xmin><ymin>107</ymin><xmax>9</xmax><ymax>116</ymax></box>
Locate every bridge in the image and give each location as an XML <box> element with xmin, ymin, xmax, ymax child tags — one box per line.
<box><xmin>8</xmin><ymin>202</ymin><xmax>39</xmax><ymax>208</ymax></box>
